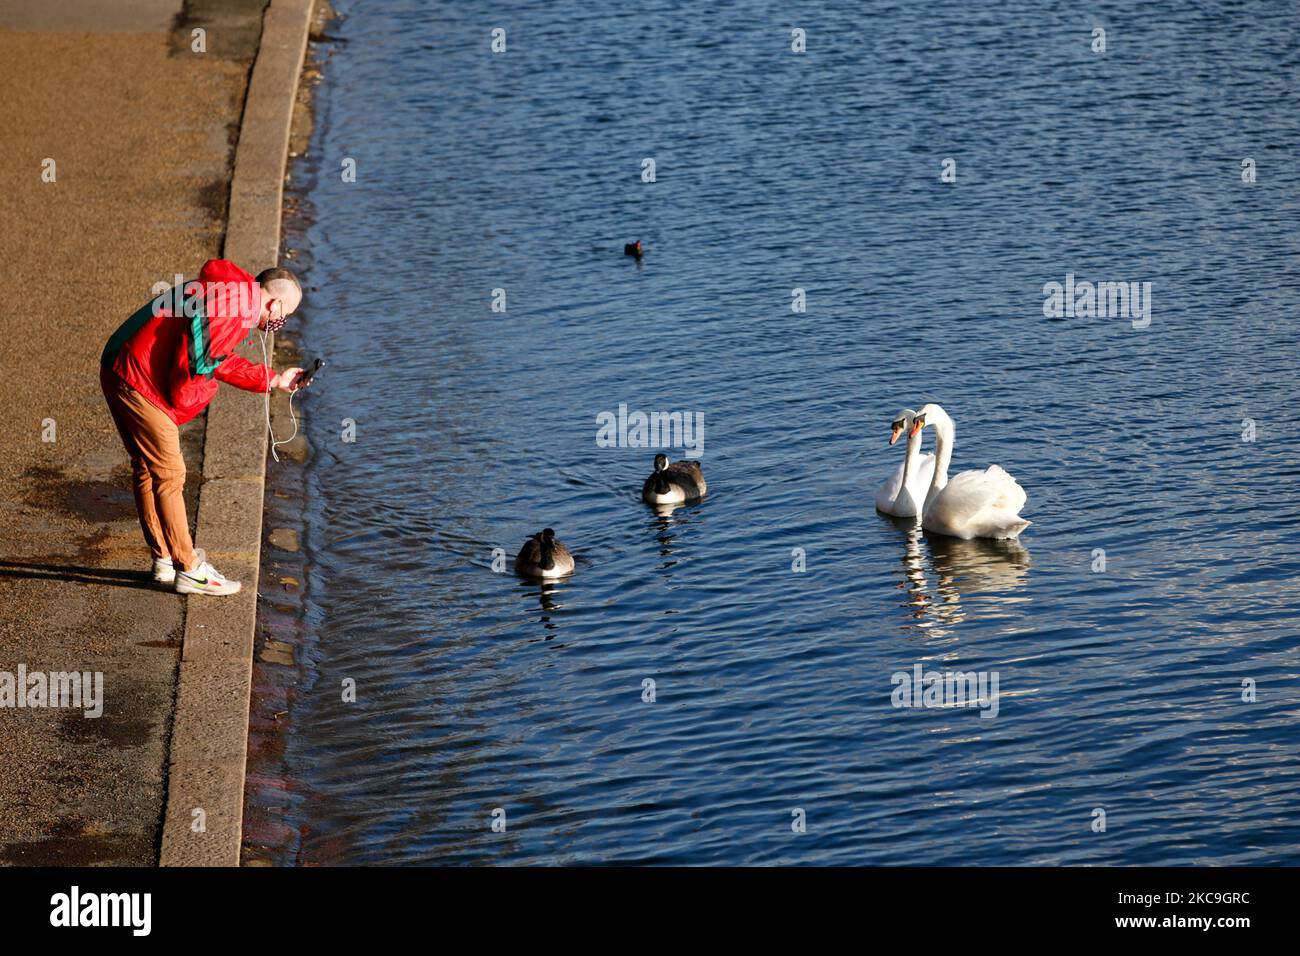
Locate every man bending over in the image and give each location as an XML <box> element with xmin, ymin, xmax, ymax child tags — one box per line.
<box><xmin>100</xmin><ymin>259</ymin><xmax>304</xmax><ymax>596</ymax></box>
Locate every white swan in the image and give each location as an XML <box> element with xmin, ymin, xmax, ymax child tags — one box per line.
<box><xmin>912</xmin><ymin>403</ymin><xmax>1030</xmax><ymax>540</ymax></box>
<box><xmin>874</xmin><ymin>409</ymin><xmax>937</xmax><ymax>518</ymax></box>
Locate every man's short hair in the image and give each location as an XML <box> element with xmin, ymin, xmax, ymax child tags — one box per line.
<box><xmin>255</xmin><ymin>266</ymin><xmax>299</xmax><ymax>288</ymax></box>
<box><xmin>255</xmin><ymin>266</ymin><xmax>302</xmax><ymax>308</ymax></box>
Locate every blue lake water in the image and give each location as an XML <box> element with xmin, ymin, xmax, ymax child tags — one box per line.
<box><xmin>271</xmin><ymin>0</ymin><xmax>1300</xmax><ymax>864</ymax></box>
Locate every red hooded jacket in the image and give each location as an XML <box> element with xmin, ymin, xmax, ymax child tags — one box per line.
<box><xmin>101</xmin><ymin>260</ymin><xmax>272</xmax><ymax>424</ymax></box>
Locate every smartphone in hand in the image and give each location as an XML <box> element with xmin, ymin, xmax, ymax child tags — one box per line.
<box><xmin>297</xmin><ymin>358</ymin><xmax>324</xmax><ymax>388</ymax></box>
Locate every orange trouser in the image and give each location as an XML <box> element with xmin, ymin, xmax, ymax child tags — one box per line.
<box><xmin>99</xmin><ymin>366</ymin><xmax>199</xmax><ymax>572</ymax></box>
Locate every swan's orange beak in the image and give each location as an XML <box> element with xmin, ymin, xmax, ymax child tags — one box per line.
<box><xmin>909</xmin><ymin>418</ymin><xmax>925</xmax><ymax>438</ymax></box>
<box><xmin>889</xmin><ymin>424</ymin><xmax>904</xmax><ymax>445</ymax></box>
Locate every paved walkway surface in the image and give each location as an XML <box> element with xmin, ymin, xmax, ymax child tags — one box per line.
<box><xmin>0</xmin><ymin>0</ymin><xmax>264</xmax><ymax>865</ymax></box>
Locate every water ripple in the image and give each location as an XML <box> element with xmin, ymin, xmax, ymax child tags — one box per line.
<box><xmin>278</xmin><ymin>0</ymin><xmax>1300</xmax><ymax>865</ymax></box>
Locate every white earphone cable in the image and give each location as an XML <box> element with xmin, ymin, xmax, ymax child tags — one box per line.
<box><xmin>260</xmin><ymin>329</ymin><xmax>300</xmax><ymax>463</ymax></box>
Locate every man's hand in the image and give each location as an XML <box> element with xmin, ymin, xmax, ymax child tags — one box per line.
<box><xmin>270</xmin><ymin>367</ymin><xmax>304</xmax><ymax>392</ymax></box>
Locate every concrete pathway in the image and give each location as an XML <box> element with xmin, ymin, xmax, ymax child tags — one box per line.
<box><xmin>0</xmin><ymin>0</ymin><xmax>264</xmax><ymax>865</ymax></box>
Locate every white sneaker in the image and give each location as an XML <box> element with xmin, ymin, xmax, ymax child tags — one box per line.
<box><xmin>174</xmin><ymin>549</ymin><xmax>242</xmax><ymax>596</ymax></box>
<box><xmin>152</xmin><ymin>556</ymin><xmax>176</xmax><ymax>584</ymax></box>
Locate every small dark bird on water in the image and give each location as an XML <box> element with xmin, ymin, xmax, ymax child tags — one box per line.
<box><xmin>624</xmin><ymin>240</ymin><xmax>643</xmax><ymax>259</ymax></box>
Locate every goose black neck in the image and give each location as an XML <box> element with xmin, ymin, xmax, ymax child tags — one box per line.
<box><xmin>539</xmin><ymin>537</ymin><xmax>555</xmax><ymax>570</ymax></box>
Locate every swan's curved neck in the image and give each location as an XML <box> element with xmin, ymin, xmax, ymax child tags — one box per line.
<box><xmin>926</xmin><ymin>417</ymin><xmax>954</xmax><ymax>508</ymax></box>
<box><xmin>901</xmin><ymin>427</ymin><xmax>919</xmax><ymax>487</ymax></box>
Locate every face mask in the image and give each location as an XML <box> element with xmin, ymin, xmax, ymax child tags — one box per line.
<box><xmin>264</xmin><ymin>302</ymin><xmax>286</xmax><ymax>333</ymax></box>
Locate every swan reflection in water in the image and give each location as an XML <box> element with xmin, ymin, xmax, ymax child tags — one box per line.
<box><xmin>880</xmin><ymin>514</ymin><xmax>1031</xmax><ymax>637</ymax></box>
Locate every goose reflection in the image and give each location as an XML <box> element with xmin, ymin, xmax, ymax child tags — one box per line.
<box><xmin>517</xmin><ymin>578</ymin><xmax>564</xmax><ymax>633</ymax></box>
<box><xmin>645</xmin><ymin>504</ymin><xmax>703</xmax><ymax>571</ymax></box>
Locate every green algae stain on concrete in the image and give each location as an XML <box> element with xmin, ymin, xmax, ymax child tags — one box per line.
<box><xmin>171</xmin><ymin>0</ymin><xmax>270</xmax><ymax>61</ymax></box>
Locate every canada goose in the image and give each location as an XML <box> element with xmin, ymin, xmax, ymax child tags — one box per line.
<box><xmin>514</xmin><ymin>528</ymin><xmax>575</xmax><ymax>579</ymax></box>
<box><xmin>642</xmin><ymin>453</ymin><xmax>707</xmax><ymax>505</ymax></box>
<box><xmin>624</xmin><ymin>239</ymin><xmax>643</xmax><ymax>258</ymax></box>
